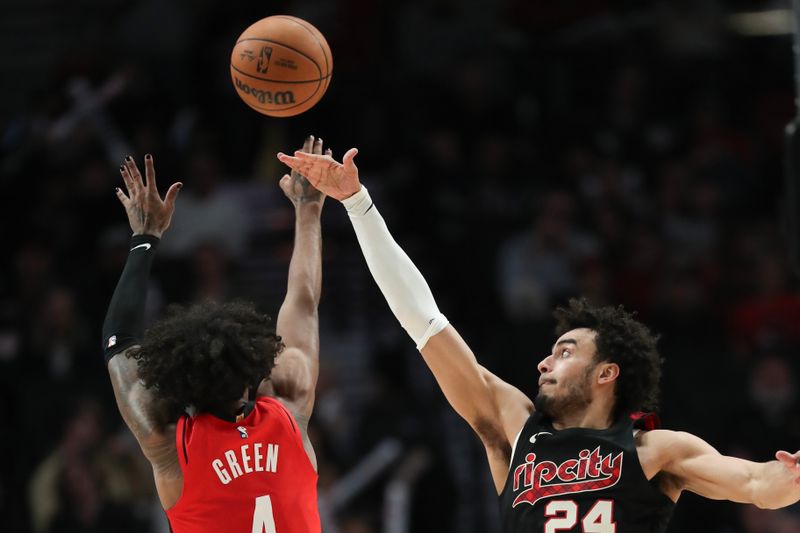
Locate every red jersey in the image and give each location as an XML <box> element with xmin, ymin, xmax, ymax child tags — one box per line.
<box><xmin>166</xmin><ymin>396</ymin><xmax>320</xmax><ymax>533</ymax></box>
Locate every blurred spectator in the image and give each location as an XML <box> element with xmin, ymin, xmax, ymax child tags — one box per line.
<box><xmin>27</xmin><ymin>287</ymin><xmax>93</xmax><ymax>382</ymax></box>
<box><xmin>729</xmin><ymin>254</ymin><xmax>800</xmax><ymax>353</ymax></box>
<box><xmin>497</xmin><ymin>191</ymin><xmax>598</xmax><ymax>320</ymax></box>
<box><xmin>158</xmin><ymin>148</ymin><xmax>248</xmax><ymax>260</ymax></box>
<box><xmin>28</xmin><ymin>399</ymin><xmax>153</xmax><ymax>533</ymax></box>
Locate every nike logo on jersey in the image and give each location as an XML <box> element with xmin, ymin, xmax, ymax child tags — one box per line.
<box><xmin>130</xmin><ymin>243</ymin><xmax>152</xmax><ymax>252</ymax></box>
<box><xmin>237</xmin><ymin>426</ymin><xmax>248</xmax><ymax>439</ymax></box>
<box><xmin>529</xmin><ymin>431</ymin><xmax>552</xmax><ymax>444</ymax></box>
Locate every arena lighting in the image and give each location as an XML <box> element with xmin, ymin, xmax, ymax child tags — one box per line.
<box><xmin>727</xmin><ymin>9</ymin><xmax>793</xmax><ymax>36</ymax></box>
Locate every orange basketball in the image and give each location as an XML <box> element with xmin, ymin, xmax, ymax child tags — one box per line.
<box><xmin>230</xmin><ymin>15</ymin><xmax>332</xmax><ymax>117</ymax></box>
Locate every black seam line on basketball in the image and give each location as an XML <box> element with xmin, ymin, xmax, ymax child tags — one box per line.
<box><xmin>234</xmin><ymin>38</ymin><xmax>324</xmax><ymax>76</ymax></box>
<box><xmin>230</xmin><ymin>64</ymin><xmax>330</xmax><ymax>84</ymax></box>
<box><xmin>237</xmin><ymin>77</ymin><xmax>323</xmax><ymax>112</ymax></box>
<box><xmin>272</xmin><ymin>16</ymin><xmax>331</xmax><ymax>76</ymax></box>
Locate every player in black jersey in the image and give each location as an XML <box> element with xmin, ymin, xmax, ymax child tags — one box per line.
<box><xmin>278</xmin><ymin>144</ymin><xmax>800</xmax><ymax>532</ymax></box>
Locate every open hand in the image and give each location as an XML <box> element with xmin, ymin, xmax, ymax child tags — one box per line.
<box><xmin>279</xmin><ymin>135</ymin><xmax>326</xmax><ymax>207</ymax></box>
<box><xmin>776</xmin><ymin>450</ymin><xmax>800</xmax><ymax>485</ymax></box>
<box><xmin>116</xmin><ymin>154</ymin><xmax>182</xmax><ymax>238</ymax></box>
<box><xmin>277</xmin><ymin>144</ymin><xmax>360</xmax><ymax>201</ymax></box>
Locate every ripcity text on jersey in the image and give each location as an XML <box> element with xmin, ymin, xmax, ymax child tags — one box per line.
<box><xmin>500</xmin><ymin>411</ymin><xmax>674</xmax><ymax>532</ymax></box>
<box><xmin>166</xmin><ymin>396</ymin><xmax>320</xmax><ymax>533</ymax></box>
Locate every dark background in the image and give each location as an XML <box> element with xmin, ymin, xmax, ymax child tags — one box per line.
<box><xmin>1</xmin><ymin>1</ymin><xmax>799</xmax><ymax>532</ymax></box>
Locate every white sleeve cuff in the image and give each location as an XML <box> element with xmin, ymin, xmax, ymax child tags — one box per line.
<box><xmin>342</xmin><ymin>186</ymin><xmax>372</xmax><ymax>216</ymax></box>
<box><xmin>416</xmin><ymin>314</ymin><xmax>449</xmax><ymax>351</ymax></box>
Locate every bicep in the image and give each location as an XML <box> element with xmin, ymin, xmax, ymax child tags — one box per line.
<box><xmin>276</xmin><ymin>300</ymin><xmax>319</xmax><ymax>356</ymax></box>
<box><xmin>270</xmin><ymin>301</ymin><xmax>320</xmax><ymax>418</ymax></box>
<box><xmin>420</xmin><ymin>325</ymin><xmax>532</xmax><ymax>439</ymax></box>
<box><xmin>663</xmin><ymin>432</ymin><xmax>758</xmax><ymax>503</ymax></box>
<box><xmin>481</xmin><ymin>367</ymin><xmax>534</xmax><ymax>444</ymax></box>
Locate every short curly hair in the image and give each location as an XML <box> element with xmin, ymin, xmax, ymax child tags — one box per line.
<box><xmin>130</xmin><ymin>300</ymin><xmax>283</xmax><ymax>427</ymax></box>
<box><xmin>553</xmin><ymin>298</ymin><xmax>662</xmax><ymax>419</ymax></box>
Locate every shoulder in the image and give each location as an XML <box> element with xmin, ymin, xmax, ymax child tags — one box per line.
<box><xmin>636</xmin><ymin>429</ymin><xmax>719</xmax><ymax>474</ymax></box>
<box><xmin>636</xmin><ymin>429</ymin><xmax>697</xmax><ymax>456</ymax></box>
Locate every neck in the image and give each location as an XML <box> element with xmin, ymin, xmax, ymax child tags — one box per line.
<box><xmin>210</xmin><ymin>398</ymin><xmax>248</xmax><ymax>422</ymax></box>
<box><xmin>550</xmin><ymin>397</ymin><xmax>616</xmax><ymax>430</ymax></box>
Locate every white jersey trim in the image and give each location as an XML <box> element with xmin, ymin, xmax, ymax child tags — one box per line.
<box><xmin>507</xmin><ymin>426</ymin><xmax>525</xmax><ymax>472</ymax></box>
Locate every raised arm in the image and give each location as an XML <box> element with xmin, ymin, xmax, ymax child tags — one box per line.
<box><xmin>646</xmin><ymin>430</ymin><xmax>800</xmax><ymax>509</ymax></box>
<box><xmin>277</xmin><ymin>146</ymin><xmax>533</xmax><ymax>490</ymax></box>
<box><xmin>103</xmin><ymin>155</ymin><xmax>182</xmax><ymax>507</ymax></box>
<box><xmin>259</xmin><ymin>136</ymin><xmax>326</xmax><ymax>429</ymax></box>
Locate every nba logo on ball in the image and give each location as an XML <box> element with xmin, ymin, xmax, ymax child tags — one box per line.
<box><xmin>230</xmin><ymin>15</ymin><xmax>332</xmax><ymax>117</ymax></box>
<box><xmin>257</xmin><ymin>46</ymin><xmax>272</xmax><ymax>74</ymax></box>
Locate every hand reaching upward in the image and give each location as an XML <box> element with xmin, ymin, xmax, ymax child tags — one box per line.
<box><xmin>117</xmin><ymin>154</ymin><xmax>182</xmax><ymax>238</ymax></box>
<box><xmin>277</xmin><ymin>145</ymin><xmax>361</xmax><ymax>201</ymax></box>
<box><xmin>279</xmin><ymin>135</ymin><xmax>327</xmax><ymax>207</ymax></box>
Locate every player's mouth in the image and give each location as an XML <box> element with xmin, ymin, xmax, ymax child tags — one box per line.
<box><xmin>538</xmin><ymin>379</ymin><xmax>556</xmax><ymax>387</ymax></box>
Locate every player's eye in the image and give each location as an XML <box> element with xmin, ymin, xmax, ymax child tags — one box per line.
<box><xmin>561</xmin><ymin>349</ymin><xmax>570</xmax><ymax>357</ymax></box>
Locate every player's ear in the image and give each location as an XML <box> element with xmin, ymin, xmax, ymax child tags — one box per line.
<box><xmin>597</xmin><ymin>362</ymin><xmax>620</xmax><ymax>385</ymax></box>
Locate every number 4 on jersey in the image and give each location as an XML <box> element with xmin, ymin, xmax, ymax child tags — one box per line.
<box><xmin>544</xmin><ymin>499</ymin><xmax>616</xmax><ymax>533</ymax></box>
<box><xmin>252</xmin><ymin>495</ymin><xmax>277</xmax><ymax>533</ymax></box>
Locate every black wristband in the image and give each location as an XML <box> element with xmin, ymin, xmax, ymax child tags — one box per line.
<box><xmin>101</xmin><ymin>234</ymin><xmax>160</xmax><ymax>362</ymax></box>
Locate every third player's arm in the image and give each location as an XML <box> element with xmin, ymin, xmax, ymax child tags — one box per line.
<box><xmin>646</xmin><ymin>430</ymin><xmax>800</xmax><ymax>509</ymax></box>
<box><xmin>259</xmin><ymin>136</ymin><xmax>325</xmax><ymax>429</ymax></box>
<box><xmin>263</xmin><ymin>202</ymin><xmax>322</xmax><ymax>422</ymax></box>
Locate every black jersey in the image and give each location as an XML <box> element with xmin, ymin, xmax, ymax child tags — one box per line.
<box><xmin>499</xmin><ymin>411</ymin><xmax>674</xmax><ymax>532</ymax></box>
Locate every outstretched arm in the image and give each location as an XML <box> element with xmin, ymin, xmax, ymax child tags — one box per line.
<box><xmin>277</xmin><ymin>146</ymin><xmax>533</xmax><ymax>490</ymax></box>
<box><xmin>650</xmin><ymin>430</ymin><xmax>800</xmax><ymax>509</ymax></box>
<box><xmin>259</xmin><ymin>136</ymin><xmax>326</xmax><ymax>431</ymax></box>
<box><xmin>103</xmin><ymin>155</ymin><xmax>182</xmax><ymax>507</ymax></box>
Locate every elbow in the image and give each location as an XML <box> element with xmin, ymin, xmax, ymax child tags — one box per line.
<box><xmin>754</xmin><ymin>500</ymin><xmax>782</xmax><ymax>510</ymax></box>
<box><xmin>752</xmin><ymin>495</ymin><xmax>773</xmax><ymax>510</ymax></box>
<box><xmin>751</xmin><ymin>481</ymin><xmax>792</xmax><ymax>510</ymax></box>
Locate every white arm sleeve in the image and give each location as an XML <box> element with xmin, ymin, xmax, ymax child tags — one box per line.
<box><xmin>342</xmin><ymin>186</ymin><xmax>448</xmax><ymax>350</ymax></box>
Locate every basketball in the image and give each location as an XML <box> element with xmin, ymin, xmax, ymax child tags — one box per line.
<box><xmin>230</xmin><ymin>16</ymin><xmax>332</xmax><ymax>117</ymax></box>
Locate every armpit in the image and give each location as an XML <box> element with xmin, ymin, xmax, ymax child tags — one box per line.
<box><xmin>474</xmin><ymin>418</ymin><xmax>511</xmax><ymax>461</ymax></box>
<box><xmin>652</xmin><ymin>471</ymin><xmax>681</xmax><ymax>502</ymax></box>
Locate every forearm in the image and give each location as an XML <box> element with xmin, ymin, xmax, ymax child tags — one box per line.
<box><xmin>342</xmin><ymin>186</ymin><xmax>448</xmax><ymax>349</ymax></box>
<box><xmin>285</xmin><ymin>205</ymin><xmax>323</xmax><ymax>308</ymax></box>
<box><xmin>102</xmin><ymin>234</ymin><xmax>159</xmax><ymax>361</ymax></box>
<box><xmin>752</xmin><ymin>460</ymin><xmax>800</xmax><ymax>509</ymax></box>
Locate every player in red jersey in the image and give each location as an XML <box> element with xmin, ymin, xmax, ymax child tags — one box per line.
<box><xmin>102</xmin><ymin>136</ymin><xmax>327</xmax><ymax>533</ymax></box>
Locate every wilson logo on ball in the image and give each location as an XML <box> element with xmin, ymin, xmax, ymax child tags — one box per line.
<box><xmin>234</xmin><ymin>77</ymin><xmax>295</xmax><ymax>105</ymax></box>
<box><xmin>257</xmin><ymin>46</ymin><xmax>273</xmax><ymax>74</ymax></box>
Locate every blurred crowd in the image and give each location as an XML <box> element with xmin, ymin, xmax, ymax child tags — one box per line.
<box><xmin>2</xmin><ymin>1</ymin><xmax>800</xmax><ymax>532</ymax></box>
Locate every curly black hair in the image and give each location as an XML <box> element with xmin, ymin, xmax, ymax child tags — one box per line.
<box><xmin>130</xmin><ymin>300</ymin><xmax>283</xmax><ymax>427</ymax></box>
<box><xmin>553</xmin><ymin>298</ymin><xmax>662</xmax><ymax>419</ymax></box>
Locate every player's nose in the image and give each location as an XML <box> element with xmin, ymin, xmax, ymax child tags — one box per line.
<box><xmin>537</xmin><ymin>355</ymin><xmax>552</xmax><ymax>374</ymax></box>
